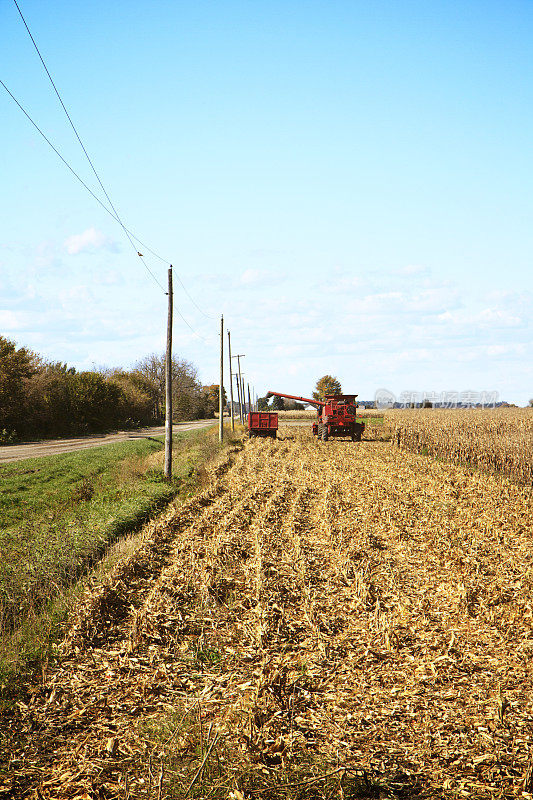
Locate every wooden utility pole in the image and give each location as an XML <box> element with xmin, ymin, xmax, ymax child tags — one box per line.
<box><xmin>227</xmin><ymin>331</ymin><xmax>234</xmax><ymax>431</ymax></box>
<box><xmin>164</xmin><ymin>266</ymin><xmax>173</xmax><ymax>480</ymax></box>
<box><xmin>235</xmin><ymin>374</ymin><xmax>242</xmax><ymax>422</ymax></box>
<box><xmin>247</xmin><ymin>383</ymin><xmax>251</xmax><ymax>416</ymax></box>
<box><xmin>219</xmin><ymin>315</ymin><xmax>224</xmax><ymax>443</ymax></box>
<box><xmin>237</xmin><ymin>356</ymin><xmax>244</xmax><ymax>421</ymax></box>
<box><xmin>234</xmin><ymin>354</ymin><xmax>245</xmax><ymax>422</ymax></box>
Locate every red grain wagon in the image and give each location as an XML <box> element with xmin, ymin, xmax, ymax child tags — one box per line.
<box><xmin>247</xmin><ymin>411</ymin><xmax>278</xmax><ymax>438</ymax></box>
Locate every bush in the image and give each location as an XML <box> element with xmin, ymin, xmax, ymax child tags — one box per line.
<box><xmin>107</xmin><ymin>371</ymin><xmax>156</xmax><ymax>426</ymax></box>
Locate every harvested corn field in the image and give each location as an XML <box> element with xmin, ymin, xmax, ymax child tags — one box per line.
<box><xmin>390</xmin><ymin>409</ymin><xmax>533</xmax><ymax>484</ymax></box>
<box><xmin>3</xmin><ymin>431</ymin><xmax>533</xmax><ymax>799</ymax></box>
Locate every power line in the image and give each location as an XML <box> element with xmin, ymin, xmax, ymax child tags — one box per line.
<box><xmin>174</xmin><ymin>273</ymin><xmax>215</xmax><ymax>320</ymax></box>
<box><xmin>0</xmin><ymin>78</ymin><xmax>145</xmax><ymax>258</ymax></box>
<box><xmin>12</xmin><ymin>0</ymin><xmax>166</xmax><ymax>293</ymax></box>
<box><xmin>1</xmin><ymin>79</ymin><xmax>213</xmax><ymax>344</ymax></box>
<box><xmin>0</xmin><ymin>79</ymin><xmax>165</xmax><ymax>292</ymax></box>
<box><xmin>11</xmin><ymin>0</ymin><xmax>214</xmax><ymax>321</ymax></box>
<box><xmin>1</xmin><ymin>76</ymin><xmax>214</xmax><ymax>322</ymax></box>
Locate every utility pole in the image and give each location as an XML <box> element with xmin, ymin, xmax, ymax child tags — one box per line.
<box><xmin>164</xmin><ymin>266</ymin><xmax>173</xmax><ymax>480</ymax></box>
<box><xmin>233</xmin><ymin>354</ymin><xmax>245</xmax><ymax>422</ymax></box>
<box><xmin>237</xmin><ymin>355</ymin><xmax>244</xmax><ymax>420</ymax></box>
<box><xmin>239</xmin><ymin>374</ymin><xmax>246</xmax><ymax>419</ymax></box>
<box><xmin>219</xmin><ymin>315</ymin><xmax>224</xmax><ymax>443</ymax></box>
<box><xmin>247</xmin><ymin>383</ymin><xmax>251</xmax><ymax>417</ymax></box>
<box><xmin>235</xmin><ymin>374</ymin><xmax>243</xmax><ymax>422</ymax></box>
<box><xmin>227</xmin><ymin>331</ymin><xmax>234</xmax><ymax>431</ymax></box>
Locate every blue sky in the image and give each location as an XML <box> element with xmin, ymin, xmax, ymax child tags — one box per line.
<box><xmin>1</xmin><ymin>0</ymin><xmax>532</xmax><ymax>404</ymax></box>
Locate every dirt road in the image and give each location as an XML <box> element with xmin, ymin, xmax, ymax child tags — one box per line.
<box><xmin>3</xmin><ymin>431</ymin><xmax>533</xmax><ymax>798</ymax></box>
<box><xmin>0</xmin><ymin>420</ymin><xmax>215</xmax><ymax>464</ymax></box>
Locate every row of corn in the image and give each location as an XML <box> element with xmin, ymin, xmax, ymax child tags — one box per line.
<box><xmin>389</xmin><ymin>408</ymin><xmax>533</xmax><ymax>484</ymax></box>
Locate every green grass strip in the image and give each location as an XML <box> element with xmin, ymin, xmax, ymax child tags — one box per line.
<box><xmin>0</xmin><ymin>428</ymin><xmax>217</xmax><ymax>634</ymax></box>
<box><xmin>0</xmin><ymin>424</ymin><xmax>244</xmax><ymax>704</ymax></box>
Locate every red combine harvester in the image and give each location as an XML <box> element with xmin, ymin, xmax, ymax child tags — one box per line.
<box><xmin>247</xmin><ymin>411</ymin><xmax>278</xmax><ymax>438</ymax></box>
<box><xmin>266</xmin><ymin>391</ymin><xmax>365</xmax><ymax>442</ymax></box>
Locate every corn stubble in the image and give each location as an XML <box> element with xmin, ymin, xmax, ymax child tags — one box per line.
<box><xmin>4</xmin><ymin>428</ymin><xmax>533</xmax><ymax>799</ymax></box>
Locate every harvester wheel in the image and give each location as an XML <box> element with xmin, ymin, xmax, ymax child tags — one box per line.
<box><xmin>321</xmin><ymin>425</ymin><xmax>329</xmax><ymax>442</ymax></box>
<box><xmin>352</xmin><ymin>424</ymin><xmax>362</xmax><ymax>442</ymax></box>
<box><xmin>317</xmin><ymin>423</ymin><xmax>323</xmax><ymax>440</ymax></box>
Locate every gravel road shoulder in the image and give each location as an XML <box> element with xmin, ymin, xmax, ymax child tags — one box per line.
<box><xmin>0</xmin><ymin>420</ymin><xmax>215</xmax><ymax>464</ymax></box>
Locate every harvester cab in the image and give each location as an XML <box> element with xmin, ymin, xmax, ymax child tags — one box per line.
<box><xmin>266</xmin><ymin>390</ymin><xmax>365</xmax><ymax>442</ymax></box>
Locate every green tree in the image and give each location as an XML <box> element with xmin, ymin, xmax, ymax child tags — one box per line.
<box><xmin>68</xmin><ymin>372</ymin><xmax>124</xmax><ymax>431</ymax></box>
<box><xmin>312</xmin><ymin>375</ymin><xmax>342</xmax><ymax>401</ymax></box>
<box><xmin>107</xmin><ymin>370</ymin><xmax>156</xmax><ymax>426</ymax></box>
<box><xmin>200</xmin><ymin>384</ymin><xmax>227</xmax><ymax>418</ymax></box>
<box><xmin>23</xmin><ymin>362</ymin><xmax>76</xmax><ymax>437</ymax></box>
<box><xmin>0</xmin><ymin>336</ymin><xmax>36</xmax><ymax>437</ymax></box>
<box><xmin>271</xmin><ymin>395</ymin><xmax>285</xmax><ymax>411</ymax></box>
<box><xmin>257</xmin><ymin>396</ymin><xmax>270</xmax><ymax>411</ymax></box>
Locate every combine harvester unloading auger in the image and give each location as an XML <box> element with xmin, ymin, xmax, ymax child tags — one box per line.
<box><xmin>266</xmin><ymin>390</ymin><xmax>365</xmax><ymax>442</ymax></box>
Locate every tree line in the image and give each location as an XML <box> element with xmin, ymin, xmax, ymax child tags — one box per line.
<box><xmin>0</xmin><ymin>336</ymin><xmax>222</xmax><ymax>442</ymax></box>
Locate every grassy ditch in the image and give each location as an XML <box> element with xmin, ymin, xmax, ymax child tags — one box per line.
<box><xmin>0</xmin><ymin>424</ymin><xmax>241</xmax><ymax>699</ymax></box>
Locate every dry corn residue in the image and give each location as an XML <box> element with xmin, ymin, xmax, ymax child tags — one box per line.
<box><xmin>3</xmin><ymin>430</ymin><xmax>533</xmax><ymax>799</ymax></box>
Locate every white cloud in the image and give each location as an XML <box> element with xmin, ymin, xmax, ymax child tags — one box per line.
<box><xmin>96</xmin><ymin>270</ymin><xmax>123</xmax><ymax>286</ymax></box>
<box><xmin>240</xmin><ymin>268</ymin><xmax>265</xmax><ymax>285</ymax></box>
<box><xmin>437</xmin><ymin>310</ymin><xmax>454</xmax><ymax>322</ymax></box>
<box><xmin>64</xmin><ymin>227</ymin><xmax>118</xmax><ymax>255</ymax></box>
<box><xmin>485</xmin><ymin>343</ymin><xmax>527</xmax><ymax>358</ymax></box>
<box><xmin>477</xmin><ymin>308</ymin><xmax>522</xmax><ymax>327</ymax></box>
<box><xmin>399</xmin><ymin>264</ymin><xmax>427</xmax><ymax>276</ymax></box>
<box><xmin>323</xmin><ymin>275</ymin><xmax>364</xmax><ymax>293</ymax></box>
<box><xmin>486</xmin><ymin>345</ymin><xmax>508</xmax><ymax>356</ymax></box>
<box><xmin>346</xmin><ymin>291</ymin><xmax>403</xmax><ymax>313</ymax></box>
<box><xmin>58</xmin><ymin>285</ymin><xmax>93</xmax><ymax>306</ymax></box>
<box><xmin>239</xmin><ymin>268</ymin><xmax>287</xmax><ymax>287</ymax></box>
<box><xmin>0</xmin><ymin>310</ymin><xmax>26</xmax><ymax>330</ymax></box>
